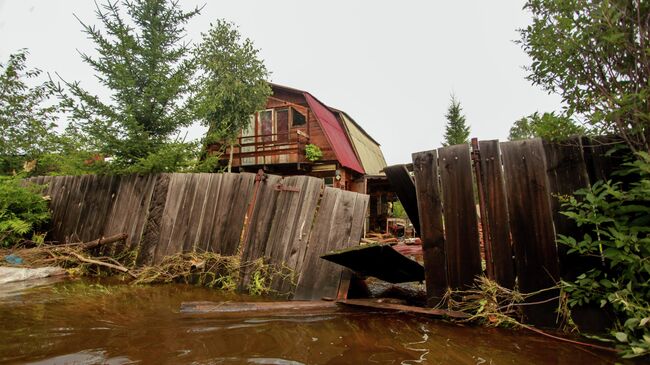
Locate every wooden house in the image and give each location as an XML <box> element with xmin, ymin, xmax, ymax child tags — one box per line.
<box><xmin>207</xmin><ymin>83</ymin><xmax>393</xmax><ymax>232</ymax></box>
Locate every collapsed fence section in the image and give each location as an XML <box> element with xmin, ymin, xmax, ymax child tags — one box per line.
<box><xmin>410</xmin><ymin>137</ymin><xmax>620</xmax><ymax>327</ymax></box>
<box><xmin>26</xmin><ymin>172</ymin><xmax>368</xmax><ymax>300</ymax></box>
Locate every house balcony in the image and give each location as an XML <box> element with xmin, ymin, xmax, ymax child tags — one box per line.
<box><xmin>216</xmin><ymin>130</ymin><xmax>312</xmax><ymax>169</ymax></box>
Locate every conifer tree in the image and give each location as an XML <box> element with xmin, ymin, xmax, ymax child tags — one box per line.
<box><xmin>442</xmin><ymin>95</ymin><xmax>470</xmax><ymax>146</ymax></box>
<box><xmin>59</xmin><ymin>0</ymin><xmax>201</xmax><ymax>169</ymax></box>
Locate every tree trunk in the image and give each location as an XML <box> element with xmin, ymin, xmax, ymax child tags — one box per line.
<box><xmin>227</xmin><ymin>141</ymin><xmax>234</xmax><ymax>173</ymax></box>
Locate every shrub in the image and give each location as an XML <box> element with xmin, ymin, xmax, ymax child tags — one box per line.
<box><xmin>0</xmin><ymin>176</ymin><xmax>50</xmax><ymax>247</ymax></box>
<box><xmin>558</xmin><ymin>152</ymin><xmax>650</xmax><ymax>358</ymax></box>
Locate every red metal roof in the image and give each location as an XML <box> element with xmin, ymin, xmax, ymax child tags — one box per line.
<box><xmin>303</xmin><ymin>92</ymin><xmax>365</xmax><ymax>174</ymax></box>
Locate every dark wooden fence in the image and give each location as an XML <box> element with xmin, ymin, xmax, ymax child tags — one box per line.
<box><xmin>411</xmin><ymin>137</ymin><xmax>620</xmax><ymax>326</ymax></box>
<box><xmin>26</xmin><ymin>172</ymin><xmax>368</xmax><ymax>300</ymax></box>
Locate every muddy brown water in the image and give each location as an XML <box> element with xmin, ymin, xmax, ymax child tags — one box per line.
<box><xmin>0</xmin><ymin>278</ymin><xmax>632</xmax><ymax>364</ymax></box>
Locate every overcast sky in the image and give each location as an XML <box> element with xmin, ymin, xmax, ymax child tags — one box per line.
<box><xmin>0</xmin><ymin>0</ymin><xmax>562</xmax><ymax>165</ymax></box>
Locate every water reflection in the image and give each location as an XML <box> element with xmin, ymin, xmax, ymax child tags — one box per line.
<box><xmin>0</xmin><ymin>278</ymin><xmax>633</xmax><ymax>364</ymax></box>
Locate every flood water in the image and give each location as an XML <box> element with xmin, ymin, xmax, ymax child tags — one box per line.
<box><xmin>0</xmin><ymin>278</ymin><xmax>631</xmax><ymax>365</ymax></box>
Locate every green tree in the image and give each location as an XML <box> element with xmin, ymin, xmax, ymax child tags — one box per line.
<box><xmin>520</xmin><ymin>0</ymin><xmax>650</xmax><ymax>153</ymax></box>
<box><xmin>59</xmin><ymin>0</ymin><xmax>201</xmax><ymax>170</ymax></box>
<box><xmin>442</xmin><ymin>95</ymin><xmax>470</xmax><ymax>146</ymax></box>
<box><xmin>508</xmin><ymin>112</ymin><xmax>586</xmax><ymax>141</ymax></box>
<box><xmin>193</xmin><ymin>20</ymin><xmax>271</xmax><ymax>172</ymax></box>
<box><xmin>0</xmin><ymin>50</ymin><xmax>59</xmax><ymax>174</ymax></box>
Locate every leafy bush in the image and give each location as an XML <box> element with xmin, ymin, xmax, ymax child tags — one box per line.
<box><xmin>305</xmin><ymin>144</ymin><xmax>323</xmax><ymax>162</ymax></box>
<box><xmin>558</xmin><ymin>152</ymin><xmax>650</xmax><ymax>358</ymax></box>
<box><xmin>0</xmin><ymin>176</ymin><xmax>50</xmax><ymax>247</ymax></box>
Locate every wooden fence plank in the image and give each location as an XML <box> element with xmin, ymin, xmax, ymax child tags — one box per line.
<box><xmin>501</xmin><ymin>139</ymin><xmax>560</xmax><ymax>326</ymax></box>
<box><xmin>384</xmin><ymin>164</ymin><xmax>420</xmax><ymax>234</ymax></box>
<box><xmin>208</xmin><ymin>173</ymin><xmax>256</xmax><ymax>255</ymax></box>
<box><xmin>294</xmin><ymin>188</ymin><xmax>368</xmax><ymax>301</ymax></box>
<box><xmin>153</xmin><ymin>174</ymin><xmax>188</xmax><ymax>264</ymax></box>
<box><xmin>264</xmin><ymin>176</ymin><xmax>324</xmax><ymax>294</ymax></box>
<box><xmin>437</xmin><ymin>144</ymin><xmax>482</xmax><ymax>289</ymax></box>
<box><xmin>544</xmin><ymin>138</ymin><xmax>611</xmax><ymax>331</ymax></box>
<box><xmin>543</xmin><ymin>138</ymin><xmax>592</xmax><ymax>279</ymax></box>
<box><xmin>294</xmin><ymin>188</ymin><xmax>341</xmax><ymax>300</ymax></box>
<box><xmin>70</xmin><ymin>175</ymin><xmax>94</xmax><ymax>242</ymax></box>
<box><xmin>91</xmin><ymin>175</ymin><xmax>120</xmax><ymax>249</ymax></box>
<box><xmin>58</xmin><ymin>176</ymin><xmax>86</xmax><ymax>241</ymax></box>
<box><xmin>478</xmin><ymin>140</ymin><xmax>515</xmax><ymax>288</ymax></box>
<box><xmin>238</xmin><ymin>174</ymin><xmax>283</xmax><ymax>291</ymax></box>
<box><xmin>581</xmin><ymin>136</ymin><xmax>626</xmax><ymax>184</ymax></box>
<box><xmin>124</xmin><ymin>174</ymin><xmax>157</xmax><ymax>253</ymax></box>
<box><xmin>102</xmin><ymin>174</ymin><xmax>134</xmax><ymax>254</ymax></box>
<box><xmin>412</xmin><ymin>150</ymin><xmax>447</xmax><ymax>305</ymax></box>
<box><xmin>166</xmin><ymin>173</ymin><xmax>199</xmax><ymax>254</ymax></box>
<box><xmin>184</xmin><ymin>173</ymin><xmax>211</xmax><ymax>252</ymax></box>
<box><xmin>137</xmin><ymin>174</ymin><xmax>171</xmax><ymax>265</ymax></box>
<box><xmin>206</xmin><ymin>173</ymin><xmax>236</xmax><ymax>253</ymax></box>
<box><xmin>196</xmin><ymin>173</ymin><xmax>222</xmax><ymax>252</ymax></box>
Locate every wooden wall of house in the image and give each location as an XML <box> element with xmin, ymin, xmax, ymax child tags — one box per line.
<box><xmin>210</xmin><ymin>89</ymin><xmax>339</xmax><ymax>168</ymax></box>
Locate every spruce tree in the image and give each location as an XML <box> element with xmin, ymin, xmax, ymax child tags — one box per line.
<box><xmin>442</xmin><ymin>95</ymin><xmax>470</xmax><ymax>146</ymax></box>
<box><xmin>59</xmin><ymin>0</ymin><xmax>201</xmax><ymax>169</ymax></box>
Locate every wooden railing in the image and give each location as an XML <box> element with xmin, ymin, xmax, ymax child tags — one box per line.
<box><xmin>222</xmin><ymin>130</ymin><xmax>311</xmax><ymax>166</ymax></box>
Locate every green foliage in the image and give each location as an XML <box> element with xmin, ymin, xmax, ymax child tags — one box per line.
<box><xmin>124</xmin><ymin>141</ymin><xmax>198</xmax><ymax>174</ymax></box>
<box><xmin>558</xmin><ymin>152</ymin><xmax>650</xmax><ymax>358</ymax></box>
<box><xmin>0</xmin><ymin>176</ymin><xmax>50</xmax><ymax>247</ymax></box>
<box><xmin>520</xmin><ymin>0</ymin><xmax>650</xmax><ymax>152</ymax></box>
<box><xmin>442</xmin><ymin>95</ymin><xmax>470</xmax><ymax>146</ymax></box>
<box><xmin>305</xmin><ymin>144</ymin><xmax>323</xmax><ymax>162</ymax></box>
<box><xmin>193</xmin><ymin>19</ymin><xmax>270</xmax><ymax>172</ymax></box>
<box><xmin>0</xmin><ymin>50</ymin><xmax>60</xmax><ymax>174</ymax></box>
<box><xmin>508</xmin><ymin>112</ymin><xmax>586</xmax><ymax>141</ymax></box>
<box><xmin>392</xmin><ymin>200</ymin><xmax>407</xmax><ymax>219</ymax></box>
<box><xmin>58</xmin><ymin>0</ymin><xmax>201</xmax><ymax>168</ymax></box>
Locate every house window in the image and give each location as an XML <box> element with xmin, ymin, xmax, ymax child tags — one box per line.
<box><xmin>276</xmin><ymin>108</ymin><xmax>289</xmax><ymax>142</ymax></box>
<box><xmin>324</xmin><ymin>177</ymin><xmax>334</xmax><ymax>187</ymax></box>
<box><xmin>291</xmin><ymin>107</ymin><xmax>306</xmax><ymax>127</ymax></box>
<box><xmin>259</xmin><ymin>109</ymin><xmax>273</xmax><ymax>142</ymax></box>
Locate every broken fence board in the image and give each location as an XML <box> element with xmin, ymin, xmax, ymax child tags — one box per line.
<box><xmin>412</xmin><ymin>150</ymin><xmax>447</xmax><ymax>305</ymax></box>
<box><xmin>384</xmin><ymin>164</ymin><xmax>420</xmax><ymax>234</ymax></box>
<box><xmin>321</xmin><ymin>243</ymin><xmax>424</xmax><ymax>283</ymax></box>
<box><xmin>478</xmin><ymin>140</ymin><xmax>516</xmax><ymax>289</ymax></box>
<box><xmin>294</xmin><ymin>188</ymin><xmax>368</xmax><ymax>301</ymax></box>
<box><xmin>438</xmin><ymin>144</ymin><xmax>482</xmax><ymax>290</ymax></box>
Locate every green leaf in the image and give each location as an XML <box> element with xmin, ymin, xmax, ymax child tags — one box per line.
<box><xmin>614</xmin><ymin>332</ymin><xmax>628</xmax><ymax>343</ymax></box>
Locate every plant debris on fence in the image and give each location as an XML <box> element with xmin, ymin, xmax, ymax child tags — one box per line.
<box><xmin>0</xmin><ymin>233</ymin><xmax>294</xmax><ymax>297</ymax></box>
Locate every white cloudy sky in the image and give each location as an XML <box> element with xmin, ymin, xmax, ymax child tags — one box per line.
<box><xmin>0</xmin><ymin>0</ymin><xmax>562</xmax><ymax>165</ymax></box>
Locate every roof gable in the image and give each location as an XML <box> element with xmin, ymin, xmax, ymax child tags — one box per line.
<box><xmin>338</xmin><ymin>112</ymin><xmax>387</xmax><ymax>174</ymax></box>
<box><xmin>303</xmin><ymin>93</ymin><xmax>365</xmax><ymax>174</ymax></box>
